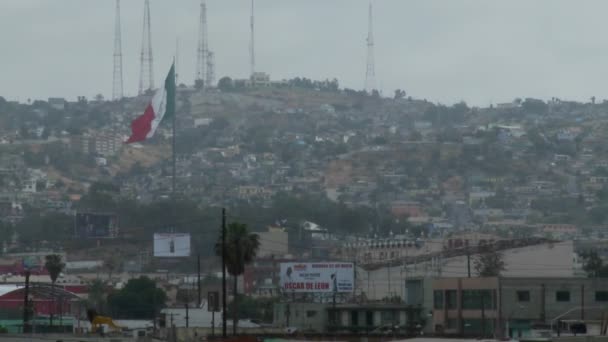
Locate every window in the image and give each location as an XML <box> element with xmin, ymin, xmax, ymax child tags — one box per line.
<box><xmin>462</xmin><ymin>290</ymin><xmax>494</xmax><ymax>309</ymax></box>
<box><xmin>556</xmin><ymin>291</ymin><xmax>570</xmax><ymax>302</ymax></box>
<box><xmin>446</xmin><ymin>290</ymin><xmax>458</xmax><ymax>309</ymax></box>
<box><xmin>596</xmin><ymin>291</ymin><xmax>608</xmax><ymax>302</ymax></box>
<box><xmin>517</xmin><ymin>290</ymin><xmax>530</xmax><ymax>302</ymax></box>
<box><xmin>381</xmin><ymin>310</ymin><xmax>397</xmax><ymax>324</ymax></box>
<box><xmin>434</xmin><ymin>290</ymin><xmax>444</xmax><ymax>309</ymax></box>
<box><xmin>366</xmin><ymin>311</ymin><xmax>374</xmax><ymax>326</ymax></box>
<box><xmin>351</xmin><ymin>311</ymin><xmax>359</xmax><ymax>326</ymax></box>
<box><xmin>306</xmin><ymin>310</ymin><xmax>317</xmax><ymax>318</ymax></box>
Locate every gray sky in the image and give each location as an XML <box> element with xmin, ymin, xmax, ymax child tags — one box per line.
<box><xmin>3</xmin><ymin>0</ymin><xmax>608</xmax><ymax>106</ymax></box>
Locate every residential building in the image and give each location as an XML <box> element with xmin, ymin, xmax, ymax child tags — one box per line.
<box><xmin>250</xmin><ymin>72</ymin><xmax>271</xmax><ymax>87</ymax></box>
<box><xmin>48</xmin><ymin>97</ymin><xmax>66</xmax><ymax>110</ymax></box>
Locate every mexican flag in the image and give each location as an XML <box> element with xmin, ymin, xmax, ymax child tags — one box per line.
<box><xmin>126</xmin><ymin>63</ymin><xmax>176</xmax><ymax>144</ymax></box>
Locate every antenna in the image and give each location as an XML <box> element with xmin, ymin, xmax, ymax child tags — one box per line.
<box><xmin>206</xmin><ymin>51</ymin><xmax>216</xmax><ymax>87</ymax></box>
<box><xmin>196</xmin><ymin>0</ymin><xmax>208</xmax><ymax>85</ymax></box>
<box><xmin>365</xmin><ymin>1</ymin><xmax>376</xmax><ymax>93</ymax></box>
<box><xmin>112</xmin><ymin>0</ymin><xmax>123</xmax><ymax>101</ymax></box>
<box><xmin>138</xmin><ymin>0</ymin><xmax>154</xmax><ymax>95</ymax></box>
<box><xmin>175</xmin><ymin>38</ymin><xmax>180</xmax><ymax>85</ymax></box>
<box><xmin>250</xmin><ymin>0</ymin><xmax>255</xmax><ymax>77</ymax></box>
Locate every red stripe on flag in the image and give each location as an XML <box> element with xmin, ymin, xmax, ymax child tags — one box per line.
<box><xmin>126</xmin><ymin>104</ymin><xmax>155</xmax><ymax>144</ymax></box>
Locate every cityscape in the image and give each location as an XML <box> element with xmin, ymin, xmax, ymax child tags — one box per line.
<box><xmin>3</xmin><ymin>0</ymin><xmax>608</xmax><ymax>342</ymax></box>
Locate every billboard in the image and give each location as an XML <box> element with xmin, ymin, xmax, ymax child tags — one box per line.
<box><xmin>75</xmin><ymin>212</ymin><xmax>118</xmax><ymax>238</ymax></box>
<box><xmin>153</xmin><ymin>233</ymin><xmax>191</xmax><ymax>257</ymax></box>
<box><xmin>279</xmin><ymin>262</ymin><xmax>354</xmax><ymax>293</ymax></box>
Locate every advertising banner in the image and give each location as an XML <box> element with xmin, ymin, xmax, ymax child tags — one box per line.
<box><xmin>153</xmin><ymin>233</ymin><xmax>191</xmax><ymax>257</ymax></box>
<box><xmin>279</xmin><ymin>262</ymin><xmax>354</xmax><ymax>293</ymax></box>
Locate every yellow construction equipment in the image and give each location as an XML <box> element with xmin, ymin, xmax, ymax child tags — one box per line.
<box><xmin>87</xmin><ymin>309</ymin><xmax>122</xmax><ymax>333</ymax></box>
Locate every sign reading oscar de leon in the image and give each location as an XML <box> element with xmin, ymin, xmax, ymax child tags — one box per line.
<box><xmin>279</xmin><ymin>262</ymin><xmax>354</xmax><ymax>293</ymax></box>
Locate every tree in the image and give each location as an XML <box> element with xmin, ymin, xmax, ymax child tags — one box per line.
<box><xmin>521</xmin><ymin>98</ymin><xmax>548</xmax><ymax>115</ymax></box>
<box><xmin>217</xmin><ymin>77</ymin><xmax>233</xmax><ymax>92</ymax></box>
<box><xmin>474</xmin><ymin>245</ymin><xmax>505</xmax><ymax>277</ymax></box>
<box><xmin>394</xmin><ymin>89</ymin><xmax>406</xmax><ymax>100</ymax></box>
<box><xmin>103</xmin><ymin>255</ymin><xmax>120</xmax><ymax>281</ymax></box>
<box><xmin>44</xmin><ymin>254</ymin><xmax>65</xmax><ymax>326</ymax></box>
<box><xmin>88</xmin><ymin>279</ymin><xmax>107</xmax><ymax>313</ymax></box>
<box><xmin>215</xmin><ymin>223</ymin><xmax>260</xmax><ymax>334</ymax></box>
<box><xmin>580</xmin><ymin>250</ymin><xmax>608</xmax><ymax>277</ymax></box>
<box><xmin>107</xmin><ymin>276</ymin><xmax>167</xmax><ymax>319</ymax></box>
<box><xmin>229</xmin><ymin>295</ymin><xmax>278</xmax><ymax>322</ymax></box>
<box><xmin>194</xmin><ymin>79</ymin><xmax>205</xmax><ymax>90</ymax></box>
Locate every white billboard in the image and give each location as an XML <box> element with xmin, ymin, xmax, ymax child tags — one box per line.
<box><xmin>153</xmin><ymin>233</ymin><xmax>191</xmax><ymax>257</ymax></box>
<box><xmin>279</xmin><ymin>262</ymin><xmax>354</xmax><ymax>293</ymax></box>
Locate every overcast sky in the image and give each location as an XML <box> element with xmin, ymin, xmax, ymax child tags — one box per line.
<box><xmin>3</xmin><ymin>0</ymin><xmax>608</xmax><ymax>106</ymax></box>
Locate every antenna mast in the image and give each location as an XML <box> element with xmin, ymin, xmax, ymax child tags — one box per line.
<box><xmin>138</xmin><ymin>0</ymin><xmax>154</xmax><ymax>95</ymax></box>
<box><xmin>206</xmin><ymin>51</ymin><xmax>216</xmax><ymax>87</ymax></box>
<box><xmin>176</xmin><ymin>38</ymin><xmax>180</xmax><ymax>85</ymax></box>
<box><xmin>250</xmin><ymin>0</ymin><xmax>255</xmax><ymax>77</ymax></box>
<box><xmin>196</xmin><ymin>0</ymin><xmax>208</xmax><ymax>85</ymax></box>
<box><xmin>365</xmin><ymin>1</ymin><xmax>377</xmax><ymax>93</ymax></box>
<box><xmin>112</xmin><ymin>0</ymin><xmax>123</xmax><ymax>101</ymax></box>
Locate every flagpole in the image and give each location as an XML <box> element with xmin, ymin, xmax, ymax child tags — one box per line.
<box><xmin>172</xmin><ymin>58</ymin><xmax>177</xmax><ymax>195</ymax></box>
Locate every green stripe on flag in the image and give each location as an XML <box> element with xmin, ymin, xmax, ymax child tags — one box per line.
<box><xmin>164</xmin><ymin>63</ymin><xmax>176</xmax><ymax>118</ymax></box>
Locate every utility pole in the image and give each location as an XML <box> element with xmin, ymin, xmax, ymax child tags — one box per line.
<box><xmin>481</xmin><ymin>293</ymin><xmax>486</xmax><ymax>338</ymax></box>
<box><xmin>197</xmin><ymin>253</ymin><xmax>201</xmax><ymax>307</ymax></box>
<box><xmin>221</xmin><ymin>208</ymin><xmax>227</xmax><ymax>337</ymax></box>
<box><xmin>467</xmin><ymin>249</ymin><xmax>471</xmax><ymax>278</ymax></box>
<box><xmin>185</xmin><ymin>303</ymin><xmax>189</xmax><ymax>328</ymax></box>
<box><xmin>22</xmin><ymin>270</ymin><xmax>30</xmax><ymax>333</ymax></box>
<box><xmin>152</xmin><ymin>283</ymin><xmax>157</xmax><ymax>333</ymax></box>
<box><xmin>387</xmin><ymin>263</ymin><xmax>391</xmax><ymax>298</ymax></box>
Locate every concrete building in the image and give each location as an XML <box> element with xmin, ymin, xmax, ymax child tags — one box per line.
<box><xmin>273</xmin><ymin>302</ymin><xmax>424</xmax><ymax>334</ymax></box>
<box><xmin>432</xmin><ymin>277</ymin><xmax>608</xmax><ymax>338</ymax></box>
<box><xmin>432</xmin><ymin>277</ymin><xmax>499</xmax><ymax>336</ymax></box>
<box><xmin>70</xmin><ymin>131</ymin><xmax>123</xmax><ymax>157</ymax></box>
<box><xmin>257</xmin><ymin>226</ymin><xmax>289</xmax><ymax>258</ymax></box>
<box><xmin>357</xmin><ymin>241</ymin><xmax>575</xmax><ymax>301</ymax></box>
<box><xmin>160</xmin><ymin>307</ymin><xmax>222</xmax><ymax>328</ymax></box>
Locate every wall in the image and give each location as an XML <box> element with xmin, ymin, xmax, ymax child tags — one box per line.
<box><xmin>501</xmin><ymin>278</ymin><xmax>608</xmax><ymax>323</ymax></box>
<box><xmin>432</xmin><ymin>277</ymin><xmax>500</xmax><ymax>336</ymax></box>
<box><xmin>257</xmin><ymin>230</ymin><xmax>288</xmax><ymax>258</ymax></box>
<box><xmin>273</xmin><ymin>302</ymin><xmax>327</xmax><ymax>332</ymax></box>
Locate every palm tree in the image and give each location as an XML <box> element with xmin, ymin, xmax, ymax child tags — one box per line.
<box><xmin>88</xmin><ymin>279</ymin><xmax>107</xmax><ymax>312</ymax></box>
<box><xmin>103</xmin><ymin>255</ymin><xmax>120</xmax><ymax>281</ymax></box>
<box><xmin>44</xmin><ymin>254</ymin><xmax>65</xmax><ymax>327</ymax></box>
<box><xmin>215</xmin><ymin>222</ymin><xmax>260</xmax><ymax>335</ymax></box>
